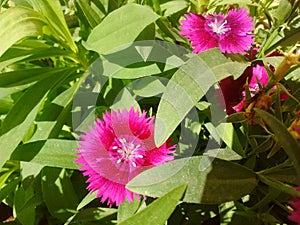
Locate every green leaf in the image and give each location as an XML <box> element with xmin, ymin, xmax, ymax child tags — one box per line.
<box><xmin>155</xmin><ymin>49</ymin><xmax>249</xmax><ymax>146</ymax></box>
<box><xmin>75</xmin><ymin>0</ymin><xmax>102</xmax><ymax>28</ymax></box>
<box><xmin>203</xmin><ymin>148</ymin><xmax>243</xmax><ymax>161</ymax></box>
<box><xmin>47</xmin><ymin>83</ymin><xmax>81</xmax><ymax>139</ymax></box>
<box><xmin>0</xmin><ymin>6</ymin><xmax>46</xmax><ymax>57</ymax></box>
<box><xmin>255</xmin><ymin>109</ymin><xmax>300</xmax><ymax>180</ymax></box>
<box><xmin>76</xmin><ymin>192</ymin><xmax>97</xmax><ymax>210</ymax></box>
<box><xmin>84</xmin><ymin>3</ymin><xmax>159</xmax><ymax>54</ymax></box>
<box><xmin>26</xmin><ymin>0</ymin><xmax>77</xmax><ymax>52</ymax></box>
<box><xmin>258</xmin><ymin>174</ymin><xmax>300</xmax><ymax>197</ymax></box>
<box><xmin>0</xmin><ymin>40</ymin><xmax>74</xmax><ymax>70</ymax></box>
<box><xmin>110</xmin><ymin>63</ymin><xmax>163</xmax><ymax>79</ymax></box>
<box><xmin>0</xmin><ymin>96</ymin><xmax>13</xmax><ymax>114</ymax></box>
<box><xmin>119</xmin><ymin>185</ymin><xmax>186</xmax><ymax>225</ymax></box>
<box><xmin>161</xmin><ymin>1</ymin><xmax>187</xmax><ymax>17</ymax></box>
<box><xmin>274</xmin><ymin>0</ymin><xmax>292</xmax><ymax>25</ymax></box>
<box><xmin>1</xmin><ymin>68</ymin><xmax>76</xmax><ymax>135</ymax></box>
<box><xmin>14</xmin><ymin>180</ymin><xmax>41</xmax><ymax>225</ymax></box>
<box><xmin>205</xmin><ymin>123</ymin><xmax>245</xmax><ymax>157</ymax></box>
<box><xmin>0</xmin><ymin>178</ymin><xmax>20</xmax><ymax>202</ymax></box>
<box><xmin>0</xmin><ymin>85</ymin><xmax>31</xmax><ymax>99</ymax></box>
<box><xmin>215</xmin><ymin>0</ymin><xmax>252</xmax><ymax>6</ymax></box>
<box><xmin>111</xmin><ymin>87</ymin><xmax>139</xmax><ymax>111</ymax></box>
<box><xmin>0</xmin><ymin>67</ymin><xmax>72</xmax><ymax>87</ymax></box>
<box><xmin>118</xmin><ymin>198</ymin><xmax>141</xmax><ymax>223</ymax></box>
<box><xmin>131</xmin><ymin>77</ymin><xmax>166</xmax><ymax>97</ymax></box>
<box><xmin>71</xmin><ymin>207</ymin><xmax>117</xmax><ymax>224</ymax></box>
<box><xmin>10</xmin><ymin>139</ymin><xmax>79</xmax><ymax>169</ymax></box>
<box><xmin>0</xmin><ymin>99</ymin><xmax>43</xmax><ymax>169</ymax></box>
<box><xmin>266</xmin><ymin>27</ymin><xmax>300</xmax><ymax>52</ymax></box>
<box><xmin>41</xmin><ymin>167</ymin><xmax>78</xmax><ymax>221</ymax></box>
<box><xmin>0</xmin><ymin>162</ymin><xmax>18</xmax><ymax>188</ymax></box>
<box><xmin>20</xmin><ymin>161</ymin><xmax>44</xmax><ymax>178</ymax></box>
<box><xmin>127</xmin><ymin>156</ymin><xmax>258</xmax><ymax>204</ymax></box>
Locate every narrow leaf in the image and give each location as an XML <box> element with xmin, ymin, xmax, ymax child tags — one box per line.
<box><xmin>255</xmin><ymin>109</ymin><xmax>300</xmax><ymax>180</ymax></box>
<box><xmin>0</xmin><ymin>6</ymin><xmax>46</xmax><ymax>57</ymax></box>
<box><xmin>26</xmin><ymin>0</ymin><xmax>77</xmax><ymax>52</ymax></box>
<box><xmin>119</xmin><ymin>185</ymin><xmax>186</xmax><ymax>225</ymax></box>
<box><xmin>0</xmin><ymin>100</ymin><xmax>43</xmax><ymax>168</ymax></box>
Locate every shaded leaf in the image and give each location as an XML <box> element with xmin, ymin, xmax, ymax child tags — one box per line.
<box><xmin>10</xmin><ymin>139</ymin><xmax>79</xmax><ymax>169</ymax></box>
<box><xmin>0</xmin><ymin>99</ymin><xmax>43</xmax><ymax>168</ymax></box>
<box><xmin>41</xmin><ymin>167</ymin><xmax>78</xmax><ymax>221</ymax></box>
<box><xmin>255</xmin><ymin>109</ymin><xmax>300</xmax><ymax>181</ymax></box>
<box><xmin>127</xmin><ymin>156</ymin><xmax>258</xmax><ymax>204</ymax></box>
<box><xmin>1</xmin><ymin>68</ymin><xmax>76</xmax><ymax>135</ymax></box>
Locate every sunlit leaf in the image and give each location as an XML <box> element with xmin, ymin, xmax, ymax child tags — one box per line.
<box><xmin>155</xmin><ymin>49</ymin><xmax>249</xmax><ymax>146</ymax></box>
<box><xmin>119</xmin><ymin>185</ymin><xmax>186</xmax><ymax>225</ymax></box>
<box><xmin>0</xmin><ymin>6</ymin><xmax>46</xmax><ymax>57</ymax></box>
<box><xmin>84</xmin><ymin>3</ymin><xmax>159</xmax><ymax>54</ymax></box>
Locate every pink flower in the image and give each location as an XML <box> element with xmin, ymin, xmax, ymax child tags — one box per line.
<box><xmin>76</xmin><ymin>107</ymin><xmax>175</xmax><ymax>206</ymax></box>
<box><xmin>219</xmin><ymin>62</ymin><xmax>268</xmax><ymax>114</ymax></box>
<box><xmin>288</xmin><ymin>186</ymin><xmax>300</xmax><ymax>224</ymax></box>
<box><xmin>179</xmin><ymin>8</ymin><xmax>254</xmax><ymax>54</ymax></box>
<box><xmin>232</xmin><ymin>63</ymin><xmax>269</xmax><ymax>112</ymax></box>
<box><xmin>219</xmin><ymin>60</ymin><xmax>289</xmax><ymax>115</ymax></box>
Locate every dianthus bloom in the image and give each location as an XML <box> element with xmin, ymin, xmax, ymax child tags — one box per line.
<box><xmin>219</xmin><ymin>59</ymin><xmax>288</xmax><ymax>115</ymax></box>
<box><xmin>76</xmin><ymin>107</ymin><xmax>175</xmax><ymax>206</ymax></box>
<box><xmin>219</xmin><ymin>62</ymin><xmax>269</xmax><ymax>114</ymax></box>
<box><xmin>179</xmin><ymin>8</ymin><xmax>254</xmax><ymax>54</ymax></box>
<box><xmin>288</xmin><ymin>186</ymin><xmax>300</xmax><ymax>224</ymax></box>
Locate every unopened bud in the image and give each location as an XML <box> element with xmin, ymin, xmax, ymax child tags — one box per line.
<box><xmin>274</xmin><ymin>45</ymin><xmax>300</xmax><ymax>82</ymax></box>
<box><xmin>288</xmin><ymin>112</ymin><xmax>300</xmax><ymax>140</ymax></box>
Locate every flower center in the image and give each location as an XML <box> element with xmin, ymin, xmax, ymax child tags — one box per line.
<box><xmin>207</xmin><ymin>17</ymin><xmax>231</xmax><ymax>36</ymax></box>
<box><xmin>110</xmin><ymin>136</ymin><xmax>145</xmax><ymax>168</ymax></box>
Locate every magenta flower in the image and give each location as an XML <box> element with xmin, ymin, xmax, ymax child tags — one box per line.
<box><xmin>219</xmin><ymin>60</ymin><xmax>289</xmax><ymax>115</ymax></box>
<box><xmin>219</xmin><ymin>62</ymin><xmax>268</xmax><ymax>114</ymax></box>
<box><xmin>76</xmin><ymin>107</ymin><xmax>175</xmax><ymax>206</ymax></box>
<box><xmin>232</xmin><ymin>63</ymin><xmax>269</xmax><ymax>112</ymax></box>
<box><xmin>288</xmin><ymin>186</ymin><xmax>300</xmax><ymax>224</ymax></box>
<box><xmin>179</xmin><ymin>8</ymin><xmax>254</xmax><ymax>54</ymax></box>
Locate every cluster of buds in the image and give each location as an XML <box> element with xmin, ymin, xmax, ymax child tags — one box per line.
<box><xmin>244</xmin><ymin>91</ymin><xmax>273</xmax><ymax>123</ymax></box>
<box><xmin>274</xmin><ymin>44</ymin><xmax>300</xmax><ymax>83</ymax></box>
<box><xmin>245</xmin><ymin>45</ymin><xmax>299</xmax><ymax>124</ymax></box>
<box><xmin>288</xmin><ymin>111</ymin><xmax>300</xmax><ymax>140</ymax></box>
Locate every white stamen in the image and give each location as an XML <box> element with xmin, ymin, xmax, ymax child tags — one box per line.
<box><xmin>208</xmin><ymin>18</ymin><xmax>230</xmax><ymax>36</ymax></box>
<box><xmin>120</xmin><ymin>138</ymin><xmax>126</xmax><ymax>143</ymax></box>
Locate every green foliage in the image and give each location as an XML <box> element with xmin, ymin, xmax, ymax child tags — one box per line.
<box><xmin>0</xmin><ymin>0</ymin><xmax>299</xmax><ymax>224</ymax></box>
<box><xmin>119</xmin><ymin>185</ymin><xmax>186</xmax><ymax>225</ymax></box>
<box><xmin>83</xmin><ymin>3</ymin><xmax>159</xmax><ymax>54</ymax></box>
<box><xmin>127</xmin><ymin>156</ymin><xmax>258</xmax><ymax>204</ymax></box>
